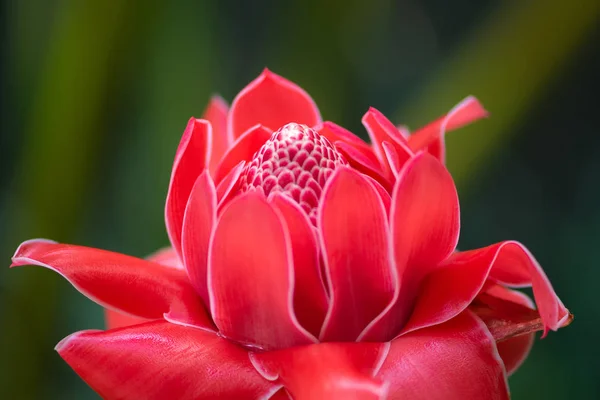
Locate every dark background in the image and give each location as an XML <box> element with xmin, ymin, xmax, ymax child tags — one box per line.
<box><xmin>1</xmin><ymin>0</ymin><xmax>598</xmax><ymax>398</ymax></box>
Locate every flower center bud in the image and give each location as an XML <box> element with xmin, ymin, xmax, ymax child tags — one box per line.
<box><xmin>239</xmin><ymin>123</ymin><xmax>347</xmax><ymax>223</ymax></box>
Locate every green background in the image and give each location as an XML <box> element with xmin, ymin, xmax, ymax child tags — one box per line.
<box><xmin>1</xmin><ymin>0</ymin><xmax>598</xmax><ymax>398</ymax></box>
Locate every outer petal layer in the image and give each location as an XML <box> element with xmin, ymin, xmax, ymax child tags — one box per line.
<box><xmin>408</xmin><ymin>96</ymin><xmax>488</xmax><ymax>163</ymax></box>
<box><xmin>209</xmin><ymin>192</ymin><xmax>316</xmax><ymax>350</ymax></box>
<box><xmin>203</xmin><ymin>96</ymin><xmax>230</xmax><ymax>175</ymax></box>
<box><xmin>402</xmin><ymin>241</ymin><xmax>569</xmax><ymax>338</ymax></box>
<box><xmin>319</xmin><ymin>167</ymin><xmax>395</xmax><ymax>342</ymax></box>
<box><xmin>11</xmin><ymin>240</ymin><xmax>212</xmax><ymax>329</ymax></box>
<box><xmin>250</xmin><ymin>342</ymin><xmax>389</xmax><ymax>400</ymax></box>
<box><xmin>181</xmin><ymin>171</ymin><xmax>217</xmax><ymax>308</ymax></box>
<box><xmin>57</xmin><ymin>321</ymin><xmax>278</xmax><ymax>399</ymax></box>
<box><xmin>378</xmin><ymin>311</ymin><xmax>509</xmax><ymax>400</ymax></box>
<box><xmin>165</xmin><ymin>118</ymin><xmax>212</xmax><ymax>258</ymax></box>
<box><xmin>105</xmin><ymin>247</ymin><xmax>182</xmax><ymax>329</ymax></box>
<box><xmin>228</xmin><ymin>69</ymin><xmax>321</xmax><ymax>141</ymax></box>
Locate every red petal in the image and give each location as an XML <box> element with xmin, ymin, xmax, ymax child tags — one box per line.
<box><xmin>361</xmin><ymin>153</ymin><xmax>460</xmax><ymax>340</ymax></box>
<box><xmin>209</xmin><ymin>192</ymin><xmax>316</xmax><ymax>350</ymax></box>
<box><xmin>104</xmin><ymin>310</ymin><xmax>147</xmax><ymax>330</ymax></box>
<box><xmin>316</xmin><ymin>121</ymin><xmax>376</xmax><ymax>159</ymax></box>
<box><xmin>478</xmin><ymin>286</ymin><xmax>536</xmax><ymax>374</ymax></box>
<box><xmin>11</xmin><ymin>240</ymin><xmax>212</xmax><ymax>330</ymax></box>
<box><xmin>104</xmin><ymin>247</ymin><xmax>183</xmax><ymax>330</ymax></box>
<box><xmin>216</xmin><ymin>160</ymin><xmax>245</xmax><ymax>206</ymax></box>
<box><xmin>408</xmin><ymin>97</ymin><xmax>488</xmax><ymax>163</ymax></box>
<box><xmin>250</xmin><ymin>342</ymin><xmax>390</xmax><ymax>400</ymax></box>
<box><xmin>392</xmin><ymin>152</ymin><xmax>459</xmax><ymax>270</ymax></box>
<box><xmin>214</xmin><ymin>124</ymin><xmax>272</xmax><ymax>184</ymax></box>
<box><xmin>318</xmin><ymin>167</ymin><xmax>395</xmax><ymax>342</ymax></box>
<box><xmin>270</xmin><ymin>193</ymin><xmax>328</xmax><ymax>337</ymax></box>
<box><xmin>165</xmin><ymin>118</ymin><xmax>212</xmax><ymax>258</ymax></box>
<box><xmin>362</xmin><ymin>107</ymin><xmax>413</xmax><ymax>172</ymax></box>
<box><xmin>57</xmin><ymin>321</ymin><xmax>278</xmax><ymax>399</ymax></box>
<box><xmin>228</xmin><ymin>69</ymin><xmax>321</xmax><ymax>141</ymax></box>
<box><xmin>381</xmin><ymin>141</ymin><xmax>401</xmax><ymax>177</ymax></box>
<box><xmin>181</xmin><ymin>171</ymin><xmax>217</xmax><ymax>308</ymax></box>
<box><xmin>334</xmin><ymin>140</ymin><xmax>393</xmax><ymax>192</ymax></box>
<box><xmin>203</xmin><ymin>96</ymin><xmax>230</xmax><ymax>175</ymax></box>
<box><xmin>378</xmin><ymin>311</ymin><xmax>509</xmax><ymax>400</ymax></box>
<box><xmin>402</xmin><ymin>240</ymin><xmax>569</xmax><ymax>339</ymax></box>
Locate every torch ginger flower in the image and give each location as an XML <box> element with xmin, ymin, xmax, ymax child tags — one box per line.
<box><xmin>11</xmin><ymin>69</ymin><xmax>571</xmax><ymax>399</ymax></box>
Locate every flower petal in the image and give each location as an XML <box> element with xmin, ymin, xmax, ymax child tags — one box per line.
<box><xmin>203</xmin><ymin>96</ymin><xmax>230</xmax><ymax>175</ymax></box>
<box><xmin>316</xmin><ymin>121</ymin><xmax>377</xmax><ymax>161</ymax></box>
<box><xmin>316</xmin><ymin>121</ymin><xmax>393</xmax><ymax>190</ymax></box>
<box><xmin>214</xmin><ymin>124</ymin><xmax>272</xmax><ymax>184</ymax></box>
<box><xmin>104</xmin><ymin>310</ymin><xmax>147</xmax><ymax>330</ymax></box>
<box><xmin>360</xmin><ymin>152</ymin><xmax>460</xmax><ymax>340</ymax></box>
<box><xmin>250</xmin><ymin>342</ymin><xmax>390</xmax><ymax>400</ymax></box>
<box><xmin>402</xmin><ymin>240</ymin><xmax>569</xmax><ymax>339</ymax></box>
<box><xmin>270</xmin><ymin>193</ymin><xmax>328</xmax><ymax>338</ymax></box>
<box><xmin>381</xmin><ymin>141</ymin><xmax>401</xmax><ymax>177</ymax></box>
<box><xmin>318</xmin><ymin>167</ymin><xmax>395</xmax><ymax>342</ymax></box>
<box><xmin>216</xmin><ymin>160</ymin><xmax>245</xmax><ymax>206</ymax></box>
<box><xmin>209</xmin><ymin>192</ymin><xmax>316</xmax><ymax>350</ymax></box>
<box><xmin>408</xmin><ymin>96</ymin><xmax>488</xmax><ymax>163</ymax></box>
<box><xmin>378</xmin><ymin>311</ymin><xmax>509</xmax><ymax>400</ymax></box>
<box><xmin>181</xmin><ymin>171</ymin><xmax>217</xmax><ymax>308</ymax></box>
<box><xmin>57</xmin><ymin>321</ymin><xmax>278</xmax><ymax>399</ymax></box>
<box><xmin>165</xmin><ymin>118</ymin><xmax>212</xmax><ymax>259</ymax></box>
<box><xmin>391</xmin><ymin>152</ymin><xmax>460</xmax><ymax>269</ymax></box>
<box><xmin>362</xmin><ymin>107</ymin><xmax>413</xmax><ymax>172</ymax></box>
<box><xmin>477</xmin><ymin>285</ymin><xmax>537</xmax><ymax>375</ymax></box>
<box><xmin>334</xmin><ymin>140</ymin><xmax>393</xmax><ymax>192</ymax></box>
<box><xmin>104</xmin><ymin>247</ymin><xmax>183</xmax><ymax>329</ymax></box>
<box><xmin>228</xmin><ymin>69</ymin><xmax>321</xmax><ymax>141</ymax></box>
<box><xmin>11</xmin><ymin>239</ymin><xmax>212</xmax><ymax>330</ymax></box>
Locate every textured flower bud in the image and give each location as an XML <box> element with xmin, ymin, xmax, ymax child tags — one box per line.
<box><xmin>239</xmin><ymin>123</ymin><xmax>347</xmax><ymax>223</ymax></box>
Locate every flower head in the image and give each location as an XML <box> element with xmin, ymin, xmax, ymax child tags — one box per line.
<box><xmin>11</xmin><ymin>69</ymin><xmax>571</xmax><ymax>399</ymax></box>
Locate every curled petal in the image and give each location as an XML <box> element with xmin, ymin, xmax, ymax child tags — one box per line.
<box><xmin>57</xmin><ymin>321</ymin><xmax>278</xmax><ymax>399</ymax></box>
<box><xmin>362</xmin><ymin>107</ymin><xmax>413</xmax><ymax>172</ymax></box>
<box><xmin>250</xmin><ymin>342</ymin><xmax>390</xmax><ymax>400</ymax></box>
<box><xmin>214</xmin><ymin>124</ymin><xmax>272</xmax><ymax>184</ymax></box>
<box><xmin>209</xmin><ymin>192</ymin><xmax>316</xmax><ymax>350</ymax></box>
<box><xmin>228</xmin><ymin>69</ymin><xmax>321</xmax><ymax>141</ymax></box>
<box><xmin>379</xmin><ymin>311</ymin><xmax>509</xmax><ymax>400</ymax></box>
<box><xmin>270</xmin><ymin>194</ymin><xmax>328</xmax><ymax>337</ymax></box>
<box><xmin>319</xmin><ymin>167</ymin><xmax>395</xmax><ymax>342</ymax></box>
<box><xmin>182</xmin><ymin>171</ymin><xmax>217</xmax><ymax>308</ymax></box>
<box><xmin>402</xmin><ymin>241</ymin><xmax>569</xmax><ymax>338</ymax></box>
<box><xmin>11</xmin><ymin>240</ymin><xmax>212</xmax><ymax>330</ymax></box>
<box><xmin>165</xmin><ymin>118</ymin><xmax>212</xmax><ymax>258</ymax></box>
<box><xmin>408</xmin><ymin>96</ymin><xmax>488</xmax><ymax>163</ymax></box>
<box><xmin>203</xmin><ymin>96</ymin><xmax>230</xmax><ymax>175</ymax></box>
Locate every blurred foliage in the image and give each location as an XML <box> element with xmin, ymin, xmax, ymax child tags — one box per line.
<box><xmin>1</xmin><ymin>0</ymin><xmax>598</xmax><ymax>398</ymax></box>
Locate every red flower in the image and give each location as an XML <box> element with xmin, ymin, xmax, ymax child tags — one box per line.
<box><xmin>11</xmin><ymin>69</ymin><xmax>571</xmax><ymax>399</ymax></box>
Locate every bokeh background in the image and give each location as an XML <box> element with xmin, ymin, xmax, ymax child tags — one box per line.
<box><xmin>1</xmin><ymin>0</ymin><xmax>598</xmax><ymax>398</ymax></box>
